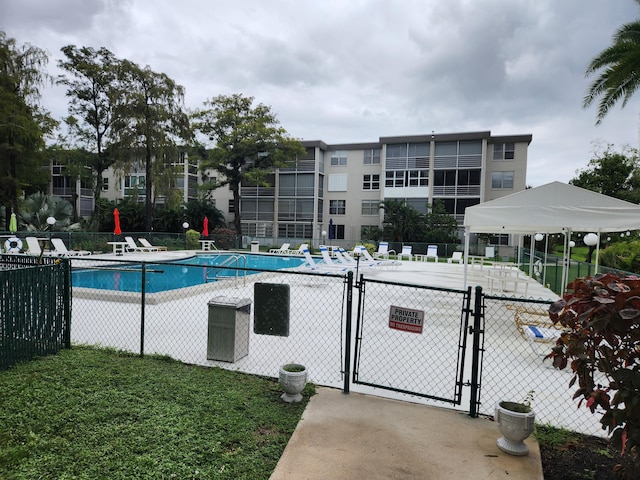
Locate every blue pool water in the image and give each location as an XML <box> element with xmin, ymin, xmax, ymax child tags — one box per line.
<box><xmin>72</xmin><ymin>253</ymin><xmax>306</xmax><ymax>293</ymax></box>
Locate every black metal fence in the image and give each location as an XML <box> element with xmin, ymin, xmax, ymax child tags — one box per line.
<box><xmin>0</xmin><ymin>255</ymin><xmax>71</xmax><ymax>370</ymax></box>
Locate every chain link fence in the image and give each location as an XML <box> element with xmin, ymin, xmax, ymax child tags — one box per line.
<box><xmin>70</xmin><ymin>257</ymin><xmax>349</xmax><ymax>387</ymax></box>
<box><xmin>479</xmin><ymin>293</ymin><xmax>605</xmax><ymax>436</ymax></box>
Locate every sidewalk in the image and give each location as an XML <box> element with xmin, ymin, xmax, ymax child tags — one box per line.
<box><xmin>271</xmin><ymin>387</ymin><xmax>543</xmax><ymax>480</ymax></box>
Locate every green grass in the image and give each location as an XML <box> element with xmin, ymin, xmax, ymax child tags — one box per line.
<box><xmin>534</xmin><ymin>423</ymin><xmax>579</xmax><ymax>448</ymax></box>
<box><xmin>0</xmin><ymin>346</ymin><xmax>314</xmax><ymax>479</ymax></box>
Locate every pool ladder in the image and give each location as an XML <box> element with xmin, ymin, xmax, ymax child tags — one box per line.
<box><xmin>205</xmin><ymin>254</ymin><xmax>247</xmax><ymax>285</ymax></box>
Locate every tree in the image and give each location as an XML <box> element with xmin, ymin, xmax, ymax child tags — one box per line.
<box><xmin>57</xmin><ymin>46</ymin><xmax>122</xmax><ymax>220</ymax></box>
<box><xmin>0</xmin><ymin>32</ymin><xmax>53</xmax><ymax>230</ymax></box>
<box><xmin>423</xmin><ymin>199</ymin><xmax>459</xmax><ymax>244</ymax></box>
<box><xmin>191</xmin><ymin>94</ymin><xmax>306</xmax><ymax>234</ymax></box>
<box><xmin>18</xmin><ymin>192</ymin><xmax>80</xmax><ymax>232</ymax></box>
<box><xmin>583</xmin><ymin>0</ymin><xmax>640</xmax><ymax>124</ymax></box>
<box><xmin>571</xmin><ymin>143</ymin><xmax>640</xmax><ymax>262</ymax></box>
<box><xmin>111</xmin><ymin>60</ymin><xmax>190</xmax><ymax>231</ymax></box>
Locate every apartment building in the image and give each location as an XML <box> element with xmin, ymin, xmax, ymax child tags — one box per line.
<box><xmin>238</xmin><ymin>130</ymin><xmax>531</xmax><ymax>246</ymax></box>
<box><xmin>50</xmin><ymin>130</ymin><xmax>531</xmax><ymax>245</ymax></box>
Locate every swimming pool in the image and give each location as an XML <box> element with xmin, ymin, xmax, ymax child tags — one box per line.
<box><xmin>72</xmin><ymin>253</ymin><xmax>306</xmax><ymax>293</ymax></box>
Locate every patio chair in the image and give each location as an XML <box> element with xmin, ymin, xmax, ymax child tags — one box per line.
<box><xmin>353</xmin><ymin>245</ymin><xmax>401</xmax><ymax>269</ymax></box>
<box><xmin>373</xmin><ymin>241</ymin><xmax>395</xmax><ymax>259</ymax></box>
<box><xmin>426</xmin><ymin>245</ymin><xmax>438</xmax><ymax>262</ymax></box>
<box><xmin>124</xmin><ymin>236</ymin><xmax>154</xmax><ymax>253</ymax></box>
<box><xmin>50</xmin><ymin>237</ymin><xmax>91</xmax><ymax>256</ymax></box>
<box><xmin>300</xmin><ymin>248</ymin><xmax>349</xmax><ymax>272</ymax></box>
<box><xmin>397</xmin><ymin>245</ymin><xmax>413</xmax><ymax>261</ymax></box>
<box><xmin>514</xmin><ymin>306</ymin><xmax>563</xmax><ymax>357</ymax></box>
<box><xmin>138</xmin><ymin>238</ymin><xmax>167</xmax><ymax>251</ymax></box>
<box><xmin>269</xmin><ymin>243</ymin><xmax>290</xmax><ymax>253</ymax></box>
<box><xmin>447</xmin><ymin>251</ymin><xmax>463</xmax><ymax>264</ymax></box>
<box><xmin>25</xmin><ymin>236</ymin><xmax>53</xmax><ymax>256</ymax></box>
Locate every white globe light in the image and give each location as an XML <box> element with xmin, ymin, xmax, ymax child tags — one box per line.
<box><xmin>569</xmin><ymin>241</ymin><xmax>576</xmax><ymax>248</ymax></box>
<box><xmin>182</xmin><ymin>222</ymin><xmax>189</xmax><ymax>229</ymax></box>
<box><xmin>46</xmin><ymin>216</ymin><xmax>56</xmax><ymax>226</ymax></box>
<box><xmin>583</xmin><ymin>233</ymin><xmax>599</xmax><ymax>246</ymax></box>
<box><xmin>534</xmin><ymin>233</ymin><xmax>544</xmax><ymax>242</ymax></box>
<box><xmin>322</xmin><ymin>230</ymin><xmax>327</xmax><ymax>236</ymax></box>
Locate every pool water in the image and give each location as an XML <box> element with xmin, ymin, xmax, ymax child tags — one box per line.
<box><xmin>72</xmin><ymin>253</ymin><xmax>305</xmax><ymax>293</ymax></box>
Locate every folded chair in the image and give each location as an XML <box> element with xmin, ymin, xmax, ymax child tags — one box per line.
<box><xmin>138</xmin><ymin>238</ymin><xmax>167</xmax><ymax>251</ymax></box>
<box><xmin>50</xmin><ymin>238</ymin><xmax>91</xmax><ymax>256</ymax></box>
<box><xmin>354</xmin><ymin>245</ymin><xmax>401</xmax><ymax>268</ymax></box>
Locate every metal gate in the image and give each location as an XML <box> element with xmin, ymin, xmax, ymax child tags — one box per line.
<box><xmin>352</xmin><ymin>276</ymin><xmax>474</xmax><ymax>408</ymax></box>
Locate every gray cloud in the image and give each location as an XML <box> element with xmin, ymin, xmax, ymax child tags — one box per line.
<box><xmin>1</xmin><ymin>0</ymin><xmax>639</xmax><ymax>187</ymax></box>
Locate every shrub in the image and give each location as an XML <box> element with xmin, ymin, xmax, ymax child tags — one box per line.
<box><xmin>185</xmin><ymin>229</ymin><xmax>200</xmax><ymax>249</ymax></box>
<box><xmin>547</xmin><ymin>273</ymin><xmax>640</xmax><ymax>475</ymax></box>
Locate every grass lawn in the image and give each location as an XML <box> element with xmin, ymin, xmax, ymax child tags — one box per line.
<box><xmin>0</xmin><ymin>346</ymin><xmax>314</xmax><ymax>479</ymax></box>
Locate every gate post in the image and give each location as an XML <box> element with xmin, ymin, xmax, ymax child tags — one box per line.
<box><xmin>343</xmin><ymin>270</ymin><xmax>354</xmax><ymax>394</ymax></box>
<box><xmin>469</xmin><ymin>286</ymin><xmax>484</xmax><ymax>417</ymax></box>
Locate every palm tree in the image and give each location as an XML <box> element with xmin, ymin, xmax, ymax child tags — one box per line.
<box><xmin>584</xmin><ymin>0</ymin><xmax>640</xmax><ymax>124</ymax></box>
<box><xmin>18</xmin><ymin>193</ymin><xmax>80</xmax><ymax>232</ymax></box>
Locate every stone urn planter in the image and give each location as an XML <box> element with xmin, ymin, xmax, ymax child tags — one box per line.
<box><xmin>495</xmin><ymin>401</ymin><xmax>535</xmax><ymax>456</ymax></box>
<box><xmin>279</xmin><ymin>363</ymin><xmax>307</xmax><ymax>403</ymax></box>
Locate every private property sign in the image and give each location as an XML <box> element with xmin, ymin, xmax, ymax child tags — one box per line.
<box><xmin>388</xmin><ymin>305</ymin><xmax>424</xmax><ymax>334</ymax></box>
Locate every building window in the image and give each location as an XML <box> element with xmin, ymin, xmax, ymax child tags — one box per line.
<box><xmin>385</xmin><ymin>171</ymin><xmax>404</xmax><ymax>187</ymax></box>
<box><xmin>408</xmin><ymin>170</ymin><xmax>428</xmax><ymax>187</ymax></box>
<box><xmin>363</xmin><ymin>148</ymin><xmax>381</xmax><ymax>164</ymax></box>
<box><xmin>329</xmin><ymin>200</ymin><xmax>346</xmax><ymax>215</ymax></box>
<box><xmin>330</xmin><ymin>150</ymin><xmax>347</xmax><ymax>166</ymax></box>
<box><xmin>491</xmin><ymin>171</ymin><xmax>514</xmax><ymax>189</ymax></box>
<box><xmin>493</xmin><ymin>142</ymin><xmax>515</xmax><ymax>160</ymax></box>
<box><xmin>361</xmin><ymin>200</ymin><xmax>379</xmax><ymax>215</ymax></box>
<box><xmin>102</xmin><ymin>177</ymin><xmax>109</xmax><ymax>191</ymax></box>
<box><xmin>329</xmin><ymin>223</ymin><xmax>345</xmax><ymax>240</ymax></box>
<box><xmin>363</xmin><ymin>174</ymin><xmax>380</xmax><ymax>190</ymax></box>
<box><xmin>228</xmin><ymin>199</ymin><xmax>235</xmax><ymax>213</ymax></box>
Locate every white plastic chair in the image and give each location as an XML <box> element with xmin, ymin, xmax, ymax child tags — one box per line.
<box><xmin>397</xmin><ymin>245</ymin><xmax>413</xmax><ymax>261</ymax></box>
<box><xmin>426</xmin><ymin>245</ymin><xmax>438</xmax><ymax>262</ymax></box>
<box><xmin>374</xmin><ymin>241</ymin><xmax>395</xmax><ymax>259</ymax></box>
<box><xmin>138</xmin><ymin>238</ymin><xmax>167</xmax><ymax>251</ymax></box>
<box><xmin>447</xmin><ymin>251</ymin><xmax>463</xmax><ymax>264</ymax></box>
<box><xmin>51</xmin><ymin>238</ymin><xmax>91</xmax><ymax>256</ymax></box>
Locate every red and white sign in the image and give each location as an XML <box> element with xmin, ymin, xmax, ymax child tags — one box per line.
<box><xmin>388</xmin><ymin>305</ymin><xmax>424</xmax><ymax>334</ymax></box>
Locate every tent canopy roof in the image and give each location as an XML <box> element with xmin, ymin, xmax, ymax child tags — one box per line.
<box><xmin>463</xmin><ymin>181</ymin><xmax>640</xmax><ymax>234</ymax></box>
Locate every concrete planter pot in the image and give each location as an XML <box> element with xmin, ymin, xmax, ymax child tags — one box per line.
<box><xmin>279</xmin><ymin>364</ymin><xmax>307</xmax><ymax>403</ymax></box>
<box><xmin>495</xmin><ymin>401</ymin><xmax>535</xmax><ymax>456</ymax></box>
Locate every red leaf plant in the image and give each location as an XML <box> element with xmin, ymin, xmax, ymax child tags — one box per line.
<box><xmin>547</xmin><ymin>273</ymin><xmax>640</xmax><ymax>475</ymax></box>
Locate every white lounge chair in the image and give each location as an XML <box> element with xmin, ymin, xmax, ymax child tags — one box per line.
<box><xmin>301</xmin><ymin>248</ymin><xmax>349</xmax><ymax>272</ymax></box>
<box><xmin>397</xmin><ymin>245</ymin><xmax>413</xmax><ymax>261</ymax></box>
<box><xmin>138</xmin><ymin>238</ymin><xmax>167</xmax><ymax>251</ymax></box>
<box><xmin>448</xmin><ymin>251</ymin><xmax>463</xmax><ymax>264</ymax></box>
<box><xmin>269</xmin><ymin>243</ymin><xmax>291</xmax><ymax>253</ymax></box>
<box><xmin>124</xmin><ymin>236</ymin><xmax>154</xmax><ymax>252</ymax></box>
<box><xmin>25</xmin><ymin>236</ymin><xmax>53</xmax><ymax>256</ymax></box>
<box><xmin>354</xmin><ymin>245</ymin><xmax>400</xmax><ymax>268</ymax></box>
<box><xmin>426</xmin><ymin>245</ymin><xmax>438</xmax><ymax>262</ymax></box>
<box><xmin>373</xmin><ymin>241</ymin><xmax>395</xmax><ymax>259</ymax></box>
<box><xmin>50</xmin><ymin>237</ymin><xmax>91</xmax><ymax>256</ymax></box>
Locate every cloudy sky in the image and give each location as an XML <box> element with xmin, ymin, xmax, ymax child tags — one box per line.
<box><xmin>2</xmin><ymin>0</ymin><xmax>640</xmax><ymax>187</ymax></box>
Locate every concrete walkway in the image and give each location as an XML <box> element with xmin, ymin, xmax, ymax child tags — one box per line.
<box><xmin>271</xmin><ymin>387</ymin><xmax>543</xmax><ymax>480</ymax></box>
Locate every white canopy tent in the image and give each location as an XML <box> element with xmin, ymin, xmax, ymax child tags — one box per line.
<box><xmin>462</xmin><ymin>181</ymin><xmax>640</xmax><ymax>291</ymax></box>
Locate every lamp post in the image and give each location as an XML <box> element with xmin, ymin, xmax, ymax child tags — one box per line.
<box><xmin>182</xmin><ymin>222</ymin><xmax>189</xmax><ymax>250</ymax></box>
<box><xmin>584</xmin><ymin>232</ymin><xmax>600</xmax><ymax>274</ymax></box>
<box><xmin>322</xmin><ymin>230</ymin><xmax>326</xmax><ymax>246</ymax></box>
<box><xmin>46</xmin><ymin>216</ymin><xmax>56</xmax><ymax>251</ymax></box>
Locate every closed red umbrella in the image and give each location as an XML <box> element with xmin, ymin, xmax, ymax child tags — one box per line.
<box><xmin>202</xmin><ymin>216</ymin><xmax>209</xmax><ymax>237</ymax></box>
<box><xmin>114</xmin><ymin>208</ymin><xmax>122</xmax><ymax>235</ymax></box>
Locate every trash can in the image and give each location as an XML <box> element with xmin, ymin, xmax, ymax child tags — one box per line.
<box><xmin>207</xmin><ymin>296</ymin><xmax>251</xmax><ymax>362</ymax></box>
<box><xmin>251</xmin><ymin>240</ymin><xmax>259</xmax><ymax>253</ymax></box>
